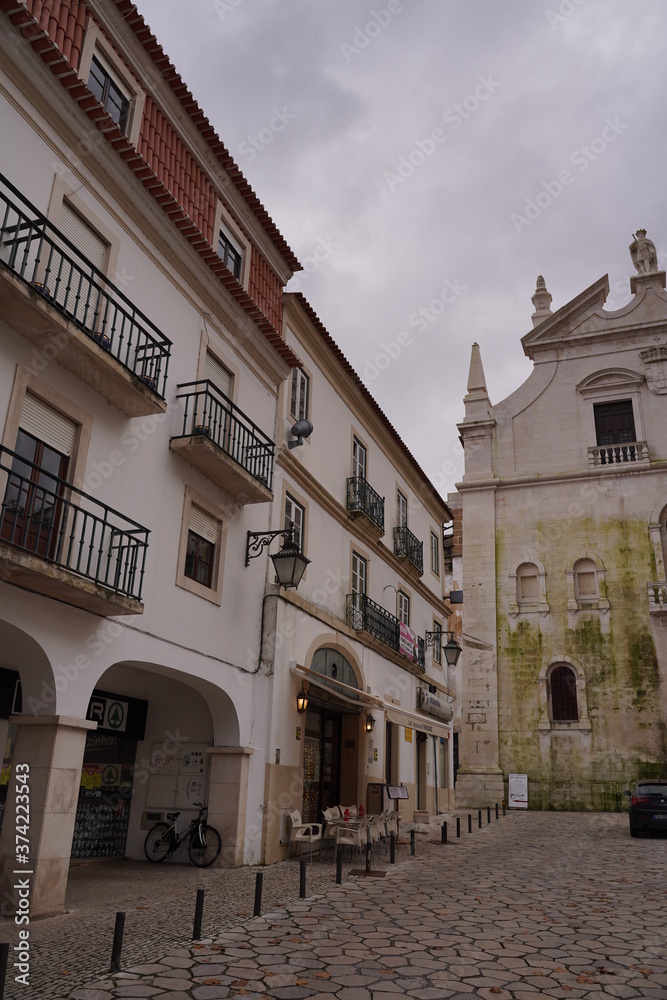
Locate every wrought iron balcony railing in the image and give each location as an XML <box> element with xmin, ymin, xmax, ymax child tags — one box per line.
<box><xmin>0</xmin><ymin>445</ymin><xmax>149</xmax><ymax>601</ymax></box>
<box><xmin>347</xmin><ymin>593</ymin><xmax>399</xmax><ymax>650</ymax></box>
<box><xmin>346</xmin><ymin>594</ymin><xmax>426</xmax><ymax>668</ymax></box>
<box><xmin>173</xmin><ymin>380</ymin><xmax>275</xmax><ymax>490</ymax></box>
<box><xmin>393</xmin><ymin>525</ymin><xmax>424</xmax><ymax>574</ymax></box>
<box><xmin>346</xmin><ymin>476</ymin><xmax>384</xmax><ymax>532</ymax></box>
<box><xmin>588</xmin><ymin>441</ymin><xmax>649</xmax><ymax>467</ymax></box>
<box><xmin>0</xmin><ymin>173</ymin><xmax>171</xmax><ymax>397</ymax></box>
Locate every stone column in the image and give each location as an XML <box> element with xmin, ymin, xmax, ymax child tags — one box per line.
<box><xmin>0</xmin><ymin>715</ymin><xmax>95</xmax><ymax>919</ymax></box>
<box><xmin>206</xmin><ymin>746</ymin><xmax>253</xmax><ymax>867</ymax></box>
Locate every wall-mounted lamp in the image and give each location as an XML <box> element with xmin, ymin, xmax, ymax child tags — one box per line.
<box><xmin>245</xmin><ymin>521</ymin><xmax>310</xmax><ymax>589</ymax></box>
<box><xmin>288</xmin><ymin>419</ymin><xmax>314</xmax><ymax>449</ymax></box>
<box><xmin>364</xmin><ymin>713</ymin><xmax>376</xmax><ymax>734</ymax></box>
<box><xmin>424</xmin><ymin>630</ymin><xmax>463</xmax><ymax>668</ymax></box>
<box><xmin>296</xmin><ymin>686</ymin><xmax>309</xmax><ymax>714</ymax></box>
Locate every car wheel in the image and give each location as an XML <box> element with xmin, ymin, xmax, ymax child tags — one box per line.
<box><xmin>629</xmin><ymin>825</ymin><xmax>640</xmax><ymax>838</ymax></box>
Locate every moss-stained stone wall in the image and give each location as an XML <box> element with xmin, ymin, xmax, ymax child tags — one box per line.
<box><xmin>497</xmin><ymin>508</ymin><xmax>665</xmax><ymax>811</ymax></box>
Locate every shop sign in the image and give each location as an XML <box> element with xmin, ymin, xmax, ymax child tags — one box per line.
<box><xmin>419</xmin><ymin>688</ymin><xmax>454</xmax><ymax>722</ymax></box>
<box><xmin>404</xmin><ymin>727</ymin><xmax>413</xmax><ymax>743</ymax></box>
<box><xmin>86</xmin><ymin>689</ymin><xmax>148</xmax><ymax>739</ymax></box>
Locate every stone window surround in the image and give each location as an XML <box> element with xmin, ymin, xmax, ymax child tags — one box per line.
<box><xmin>175</xmin><ymin>485</ymin><xmax>227</xmax><ymax>605</ymax></box>
<box><xmin>567</xmin><ymin>552</ymin><xmax>609</xmax><ymax>614</ymax></box>
<box><xmin>213</xmin><ymin>200</ymin><xmax>251</xmax><ymax>291</ymax></box>
<box><xmin>537</xmin><ymin>656</ymin><xmax>591</xmax><ymax>733</ymax></box>
<box><xmin>576</xmin><ymin>368</ymin><xmax>647</xmax><ymax>463</ymax></box>
<box><xmin>78</xmin><ymin>19</ymin><xmax>146</xmax><ymax>148</ymax></box>
<box><xmin>508</xmin><ymin>557</ymin><xmax>549</xmax><ymax>618</ymax></box>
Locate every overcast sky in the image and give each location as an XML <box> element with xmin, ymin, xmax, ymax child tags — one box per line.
<box><xmin>135</xmin><ymin>0</ymin><xmax>666</xmax><ymax>500</ymax></box>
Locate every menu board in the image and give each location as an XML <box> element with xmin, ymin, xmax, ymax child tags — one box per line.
<box><xmin>71</xmin><ymin>792</ymin><xmax>131</xmax><ymax>858</ymax></box>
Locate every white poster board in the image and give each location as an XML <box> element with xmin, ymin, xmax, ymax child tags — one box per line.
<box><xmin>508</xmin><ymin>772</ymin><xmax>528</xmax><ymax>809</ymax></box>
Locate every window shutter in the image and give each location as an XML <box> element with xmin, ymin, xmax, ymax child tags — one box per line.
<box><xmin>58</xmin><ymin>202</ymin><xmax>107</xmax><ymax>272</ymax></box>
<box><xmin>189</xmin><ymin>504</ymin><xmax>218</xmax><ymax>544</ymax></box>
<box><xmin>19</xmin><ymin>393</ymin><xmax>77</xmax><ymax>456</ymax></box>
<box><xmin>204</xmin><ymin>353</ymin><xmax>232</xmax><ymax>399</ymax></box>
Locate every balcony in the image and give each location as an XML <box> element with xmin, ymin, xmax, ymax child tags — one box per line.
<box><xmin>393</xmin><ymin>525</ymin><xmax>424</xmax><ymax>575</ymax></box>
<box><xmin>648</xmin><ymin>582</ymin><xmax>667</xmax><ymax>614</ymax></box>
<box><xmin>346</xmin><ymin>594</ymin><xmax>425</xmax><ymax>668</ymax></box>
<box><xmin>0</xmin><ymin>173</ymin><xmax>171</xmax><ymax>417</ymax></box>
<box><xmin>588</xmin><ymin>442</ymin><xmax>649</xmax><ymax>468</ymax></box>
<box><xmin>346</xmin><ymin>476</ymin><xmax>384</xmax><ymax>534</ymax></box>
<box><xmin>0</xmin><ymin>445</ymin><xmax>148</xmax><ymax>615</ymax></box>
<box><xmin>170</xmin><ymin>381</ymin><xmax>274</xmax><ymax>503</ymax></box>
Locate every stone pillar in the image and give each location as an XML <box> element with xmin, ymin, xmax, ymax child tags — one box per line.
<box><xmin>206</xmin><ymin>745</ymin><xmax>253</xmax><ymax>867</ymax></box>
<box><xmin>0</xmin><ymin>715</ymin><xmax>95</xmax><ymax>919</ymax></box>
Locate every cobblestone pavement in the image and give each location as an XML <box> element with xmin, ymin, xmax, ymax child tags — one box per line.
<box><xmin>3</xmin><ymin>810</ymin><xmax>667</xmax><ymax>999</ymax></box>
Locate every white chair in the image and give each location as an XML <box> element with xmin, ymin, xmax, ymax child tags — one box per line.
<box><xmin>385</xmin><ymin>807</ymin><xmax>400</xmax><ymax>854</ymax></box>
<box><xmin>334</xmin><ymin>816</ymin><xmax>368</xmax><ymax>865</ymax></box>
<box><xmin>321</xmin><ymin>806</ymin><xmax>339</xmax><ymax>855</ymax></box>
<box><xmin>287</xmin><ymin>810</ymin><xmax>322</xmax><ymax>862</ymax></box>
<box><xmin>367</xmin><ymin>813</ymin><xmax>385</xmax><ymax>860</ymax></box>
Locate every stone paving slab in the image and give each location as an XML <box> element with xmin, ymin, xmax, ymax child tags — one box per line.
<box><xmin>2</xmin><ymin>811</ymin><xmax>666</xmax><ymax>999</ymax></box>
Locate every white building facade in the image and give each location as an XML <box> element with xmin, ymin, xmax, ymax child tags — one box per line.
<box><xmin>455</xmin><ymin>240</ymin><xmax>667</xmax><ymax>810</ymax></box>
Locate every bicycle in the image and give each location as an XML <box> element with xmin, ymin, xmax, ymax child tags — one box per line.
<box><xmin>143</xmin><ymin>801</ymin><xmax>222</xmax><ymax>867</ymax></box>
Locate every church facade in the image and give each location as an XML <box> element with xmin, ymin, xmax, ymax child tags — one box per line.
<box><xmin>454</xmin><ymin>234</ymin><xmax>667</xmax><ymax>810</ymax></box>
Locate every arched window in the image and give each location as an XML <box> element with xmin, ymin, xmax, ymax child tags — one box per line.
<box><xmin>549</xmin><ymin>665</ymin><xmax>578</xmax><ymax>721</ymax></box>
<box><xmin>516</xmin><ymin>562</ymin><xmax>539</xmax><ymax>604</ymax></box>
<box><xmin>310</xmin><ymin>647</ymin><xmax>359</xmax><ymax>700</ymax></box>
<box><xmin>574</xmin><ymin>558</ymin><xmax>598</xmax><ymax>602</ymax></box>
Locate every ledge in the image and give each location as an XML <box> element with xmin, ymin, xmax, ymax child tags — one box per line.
<box><xmin>170</xmin><ymin>435</ymin><xmax>272</xmax><ymax>503</ymax></box>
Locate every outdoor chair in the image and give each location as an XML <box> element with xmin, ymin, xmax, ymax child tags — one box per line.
<box><xmin>333</xmin><ymin>816</ymin><xmax>368</xmax><ymax>865</ymax></box>
<box><xmin>287</xmin><ymin>810</ymin><xmax>322</xmax><ymax>862</ymax></box>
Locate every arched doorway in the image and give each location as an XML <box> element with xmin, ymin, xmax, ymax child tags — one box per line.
<box><xmin>302</xmin><ymin>647</ymin><xmax>361</xmax><ymax>822</ymax></box>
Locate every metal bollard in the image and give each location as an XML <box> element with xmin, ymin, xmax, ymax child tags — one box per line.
<box><xmin>109</xmin><ymin>911</ymin><xmax>126</xmax><ymax>973</ymax></box>
<box><xmin>410</xmin><ymin>829</ymin><xmax>415</xmax><ymax>856</ymax></box>
<box><xmin>193</xmin><ymin>888</ymin><xmax>205</xmax><ymax>940</ymax></box>
<box><xmin>390</xmin><ymin>833</ymin><xmax>396</xmax><ymax>864</ymax></box>
<box><xmin>487</xmin><ymin>806</ymin><xmax>491</xmax><ymax>824</ymax></box>
<box><xmin>365</xmin><ymin>840</ymin><xmax>372</xmax><ymax>873</ymax></box>
<box><xmin>495</xmin><ymin>802</ymin><xmax>499</xmax><ymax>820</ymax></box>
<box><xmin>468</xmin><ymin>813</ymin><xmax>472</xmax><ymax>834</ymax></box>
<box><xmin>478</xmin><ymin>809</ymin><xmax>482</xmax><ymax>829</ymax></box>
<box><xmin>299</xmin><ymin>859</ymin><xmax>307</xmax><ymax>899</ymax></box>
<box><xmin>336</xmin><ymin>852</ymin><xmax>343</xmax><ymax>884</ymax></box>
<box><xmin>456</xmin><ymin>816</ymin><xmax>461</xmax><ymax>838</ymax></box>
<box><xmin>0</xmin><ymin>941</ymin><xmax>8</xmax><ymax>1000</ymax></box>
<box><xmin>441</xmin><ymin>821</ymin><xmax>447</xmax><ymax>843</ymax></box>
<box><xmin>253</xmin><ymin>872</ymin><xmax>263</xmax><ymax>917</ymax></box>
<box><xmin>503</xmin><ymin>801</ymin><xmax>506</xmax><ymax>816</ymax></box>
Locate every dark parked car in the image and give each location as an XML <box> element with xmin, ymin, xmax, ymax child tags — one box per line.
<box><xmin>625</xmin><ymin>780</ymin><xmax>667</xmax><ymax>837</ymax></box>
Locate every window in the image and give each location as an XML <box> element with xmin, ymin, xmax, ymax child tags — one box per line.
<box><xmin>285</xmin><ymin>493</ymin><xmax>305</xmax><ymax>552</ymax></box>
<box><xmin>351</xmin><ymin>551</ymin><xmax>367</xmax><ymax>611</ymax></box>
<box><xmin>204</xmin><ymin>352</ymin><xmax>232</xmax><ymax>398</ymax></box>
<box><xmin>88</xmin><ymin>54</ymin><xmax>130</xmax><ymax>132</ymax></box>
<box><xmin>290</xmin><ymin>368</ymin><xmax>309</xmax><ymax>421</ymax></box>
<box><xmin>397</xmin><ymin>591</ymin><xmax>410</xmax><ymax>626</ymax></box>
<box><xmin>432</xmin><ymin>620</ymin><xmax>442</xmax><ymax>665</ymax></box>
<box><xmin>517</xmin><ymin>562</ymin><xmax>540</xmax><ymax>603</ymax></box>
<box><xmin>396</xmin><ymin>490</ymin><xmax>407</xmax><ymax>528</ymax></box>
<box><xmin>352</xmin><ymin>437</ymin><xmax>366</xmax><ymax>480</ymax></box>
<box><xmin>574</xmin><ymin>558</ymin><xmax>598</xmax><ymax>602</ymax></box>
<box><xmin>217</xmin><ymin>221</ymin><xmax>243</xmax><ymax>280</ymax></box>
<box><xmin>430</xmin><ymin>531</ymin><xmax>440</xmax><ymax>576</ymax></box>
<box><xmin>177</xmin><ymin>490</ymin><xmax>225</xmax><ymax>603</ymax></box>
<box><xmin>549</xmin><ymin>665</ymin><xmax>579</xmax><ymax>721</ymax></box>
<box><xmin>594</xmin><ymin>400</ymin><xmax>636</xmax><ymax>445</ymax></box>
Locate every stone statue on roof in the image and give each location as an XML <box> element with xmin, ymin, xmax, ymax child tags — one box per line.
<box><xmin>629</xmin><ymin>229</ymin><xmax>658</xmax><ymax>273</ymax></box>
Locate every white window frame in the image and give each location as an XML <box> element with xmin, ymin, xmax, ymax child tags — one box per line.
<box><xmin>430</xmin><ymin>531</ymin><xmax>440</xmax><ymax>576</ymax></box>
<box><xmin>397</xmin><ymin>590</ymin><xmax>410</xmax><ymax>626</ymax></box>
<box><xmin>78</xmin><ymin>21</ymin><xmax>146</xmax><ymax>146</ymax></box>
<box><xmin>212</xmin><ymin>200</ymin><xmax>250</xmax><ymax>289</ymax></box>
<box><xmin>176</xmin><ymin>487</ymin><xmax>226</xmax><ymax>605</ymax></box>
<box><xmin>352</xmin><ymin>436</ymin><xmax>367</xmax><ymax>480</ymax></box>
<box><xmin>285</xmin><ymin>492</ymin><xmax>305</xmax><ymax>552</ymax></box>
<box><xmin>290</xmin><ymin>367</ymin><xmax>310</xmax><ymax>422</ymax></box>
<box><xmin>396</xmin><ymin>490</ymin><xmax>408</xmax><ymax>528</ymax></box>
<box><xmin>351</xmin><ymin>550</ymin><xmax>367</xmax><ymax>608</ymax></box>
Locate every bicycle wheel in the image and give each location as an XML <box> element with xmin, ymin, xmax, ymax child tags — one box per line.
<box><xmin>188</xmin><ymin>823</ymin><xmax>222</xmax><ymax>867</ymax></box>
<box><xmin>144</xmin><ymin>822</ymin><xmax>172</xmax><ymax>862</ymax></box>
